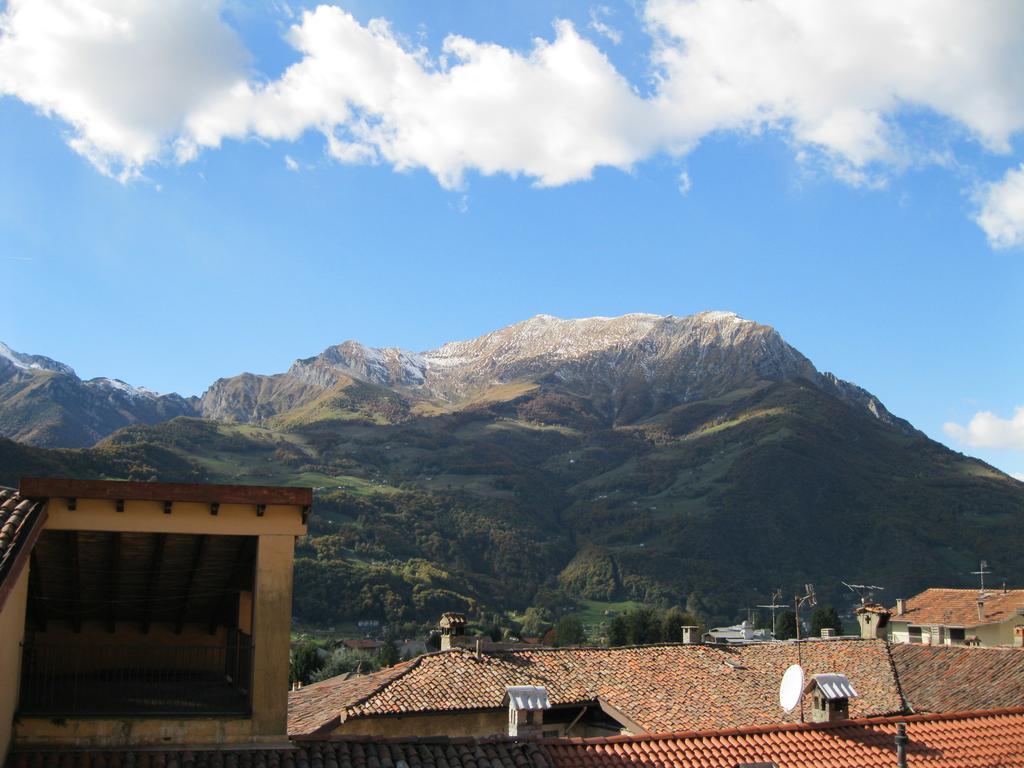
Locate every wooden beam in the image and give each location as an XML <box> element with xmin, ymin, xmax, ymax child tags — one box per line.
<box><xmin>28</xmin><ymin>550</ymin><xmax>47</xmax><ymax>631</ymax></box>
<box><xmin>69</xmin><ymin>531</ymin><xmax>81</xmax><ymax>633</ymax></box>
<box><xmin>209</xmin><ymin>537</ymin><xmax>255</xmax><ymax>635</ymax></box>
<box><xmin>20</xmin><ymin>477</ymin><xmax>312</xmax><ymax>507</ymax></box>
<box><xmin>107</xmin><ymin>532</ymin><xmax>120</xmax><ymax>634</ymax></box>
<box><xmin>140</xmin><ymin>534</ymin><xmax>166</xmax><ymax>634</ymax></box>
<box><xmin>175</xmin><ymin>535</ymin><xmax>206</xmax><ymax>634</ymax></box>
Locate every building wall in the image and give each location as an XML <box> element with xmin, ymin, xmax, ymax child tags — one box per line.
<box><xmin>0</xmin><ymin>566</ymin><xmax>29</xmax><ymax>761</ymax></box>
<box><xmin>328</xmin><ymin>710</ymin><xmax>630</xmax><ymax>739</ymax></box>
<box><xmin>890</xmin><ymin>619</ymin><xmax>1024</xmax><ymax>647</ymax></box>
<box><xmin>15</xmin><ymin>717</ymin><xmax>261</xmax><ymax>748</ymax></box>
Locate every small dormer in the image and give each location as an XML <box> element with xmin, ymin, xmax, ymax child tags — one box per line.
<box><xmin>504</xmin><ymin>685</ymin><xmax>550</xmax><ymax>740</ymax></box>
<box><xmin>439</xmin><ymin>612</ymin><xmax>467</xmax><ymax>650</ymax></box>
<box><xmin>804</xmin><ymin>673</ymin><xmax>859</xmax><ymax>723</ymax></box>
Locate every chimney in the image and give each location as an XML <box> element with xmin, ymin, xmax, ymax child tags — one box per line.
<box><xmin>805</xmin><ymin>674</ymin><xmax>859</xmax><ymax>724</ymax></box>
<box><xmin>1015</xmin><ymin>626</ymin><xmax>1024</xmax><ymax>649</ymax></box>
<box><xmin>439</xmin><ymin>612</ymin><xmax>467</xmax><ymax>651</ymax></box>
<box><xmin>854</xmin><ymin>604</ymin><xmax>890</xmax><ymax>640</ymax></box>
<box><xmin>895</xmin><ymin>723</ymin><xmax>908</xmax><ymax>768</ymax></box>
<box><xmin>896</xmin><ymin>599</ymin><xmax>905</xmax><ymax>616</ymax></box>
<box><xmin>681</xmin><ymin>626</ymin><xmax>700</xmax><ymax>644</ymax></box>
<box><xmin>978</xmin><ymin>600</ymin><xmax>985</xmax><ymax>623</ymax></box>
<box><xmin>505</xmin><ymin>685</ymin><xmax>550</xmax><ymax>740</ymax></box>
<box><xmin>820</xmin><ymin>627</ymin><xmax>836</xmax><ymax>639</ymax></box>
<box><xmin>742</xmin><ymin>620</ymin><xmax>755</xmax><ymax>642</ymax></box>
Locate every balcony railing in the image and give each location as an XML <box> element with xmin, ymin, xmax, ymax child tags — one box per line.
<box><xmin>18</xmin><ymin>636</ymin><xmax>253</xmax><ymax>717</ymax></box>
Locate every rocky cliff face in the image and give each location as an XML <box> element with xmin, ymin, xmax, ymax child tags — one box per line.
<box><xmin>0</xmin><ymin>310</ymin><xmax>913</xmax><ymax>443</ymax></box>
<box><xmin>0</xmin><ymin>344</ymin><xmax>197</xmax><ymax>448</ymax></box>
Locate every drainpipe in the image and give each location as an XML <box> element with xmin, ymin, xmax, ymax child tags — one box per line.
<box><xmin>895</xmin><ymin>723</ymin><xmax>908</xmax><ymax>768</ymax></box>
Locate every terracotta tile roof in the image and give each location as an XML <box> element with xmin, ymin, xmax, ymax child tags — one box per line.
<box><xmin>542</xmin><ymin>708</ymin><xmax>1024</xmax><ymax>768</ymax></box>
<box><xmin>893</xmin><ymin>643</ymin><xmax>1024</xmax><ymax>713</ymax></box>
<box><xmin>289</xmin><ymin>639</ymin><xmax>904</xmax><ymax>736</ymax></box>
<box><xmin>7</xmin><ymin>736</ymin><xmax>552</xmax><ymax>768</ymax></box>
<box><xmin>891</xmin><ymin>587</ymin><xmax>1024</xmax><ymax>626</ymax></box>
<box><xmin>0</xmin><ymin>486</ymin><xmax>45</xmax><ymax>611</ymax></box>
<box><xmin>14</xmin><ymin>710</ymin><xmax>1024</xmax><ymax>768</ymax></box>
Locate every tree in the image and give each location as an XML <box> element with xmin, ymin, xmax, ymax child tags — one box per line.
<box><xmin>661</xmin><ymin>607</ymin><xmax>700</xmax><ymax>642</ymax></box>
<box><xmin>553</xmin><ymin>615</ymin><xmax>586</xmax><ymax>646</ymax></box>
<box><xmin>810</xmin><ymin>606</ymin><xmax>844</xmax><ymax>637</ymax></box>
<box><xmin>309</xmin><ymin>649</ymin><xmax>380</xmax><ymax>683</ymax></box>
<box><xmin>775</xmin><ymin>610</ymin><xmax>798</xmax><ymax>640</ymax></box>
<box><xmin>521</xmin><ymin>606</ymin><xmax>550</xmax><ymax>637</ymax></box>
<box><xmin>607</xmin><ymin>614</ymin><xmax>628</xmax><ymax>647</ymax></box>
<box><xmin>289</xmin><ymin>642</ymin><xmax>322</xmax><ymax>685</ymax></box>
<box><xmin>625</xmin><ymin>605</ymin><xmax>662</xmax><ymax>645</ymax></box>
<box><xmin>378</xmin><ymin>639</ymin><xmax>400</xmax><ymax>667</ymax></box>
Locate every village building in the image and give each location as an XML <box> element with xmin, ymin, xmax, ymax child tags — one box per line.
<box><xmin>886</xmin><ymin>588</ymin><xmax>1024</xmax><ymax>647</ymax></box>
<box><xmin>0</xmin><ymin>477</ymin><xmax>310</xmax><ymax>760</ymax></box>
<box><xmin>287</xmin><ymin>637</ymin><xmax>906</xmax><ymax>738</ymax></box>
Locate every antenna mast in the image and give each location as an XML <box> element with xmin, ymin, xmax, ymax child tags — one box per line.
<box><xmin>972</xmin><ymin>560</ymin><xmax>990</xmax><ymax>594</ymax></box>
<box><xmin>757</xmin><ymin>589</ymin><xmax>784</xmax><ymax>640</ymax></box>
<box><xmin>842</xmin><ymin>581</ymin><xmax>885</xmax><ymax>606</ymax></box>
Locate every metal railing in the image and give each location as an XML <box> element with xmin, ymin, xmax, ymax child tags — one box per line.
<box><xmin>18</xmin><ymin>635</ymin><xmax>253</xmax><ymax>716</ymax></box>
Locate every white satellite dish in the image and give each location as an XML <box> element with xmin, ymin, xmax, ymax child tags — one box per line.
<box><xmin>779</xmin><ymin>664</ymin><xmax>805</xmax><ymax>713</ymax></box>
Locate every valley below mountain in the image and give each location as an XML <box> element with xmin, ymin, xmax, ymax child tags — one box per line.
<box><xmin>1</xmin><ymin>312</ymin><xmax>1021</xmax><ymax>630</ymax></box>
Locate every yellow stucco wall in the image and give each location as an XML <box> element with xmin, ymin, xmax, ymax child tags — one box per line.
<box><xmin>0</xmin><ymin>566</ymin><xmax>29</xmax><ymax>761</ymax></box>
<box><xmin>251</xmin><ymin>534</ymin><xmax>295</xmax><ymax>739</ymax></box>
<box><xmin>43</xmin><ymin>498</ymin><xmax>305</xmax><ymax>536</ymax></box>
<box><xmin>889</xmin><ymin>619</ymin><xmax>1024</xmax><ymax>647</ymax></box>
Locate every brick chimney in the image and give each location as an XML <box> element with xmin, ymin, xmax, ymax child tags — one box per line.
<box><xmin>505</xmin><ymin>685</ymin><xmax>550</xmax><ymax>739</ymax></box>
<box><xmin>439</xmin><ymin>612</ymin><xmax>467</xmax><ymax>651</ymax></box>
<box><xmin>805</xmin><ymin>674</ymin><xmax>859</xmax><ymax>724</ymax></box>
<box><xmin>681</xmin><ymin>626</ymin><xmax>700</xmax><ymax>644</ymax></box>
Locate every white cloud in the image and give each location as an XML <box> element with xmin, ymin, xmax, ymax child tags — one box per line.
<box><xmin>589</xmin><ymin>6</ymin><xmax>622</xmax><ymax>45</ymax></box>
<box><xmin>0</xmin><ymin>0</ymin><xmax>248</xmax><ymax>179</ymax></box>
<box><xmin>284</xmin><ymin>154</ymin><xmax>300</xmax><ymax>171</ymax></box>
<box><xmin>944</xmin><ymin>406</ymin><xmax>1024</xmax><ymax>450</ymax></box>
<box><xmin>3</xmin><ymin>0</ymin><xmax>1024</xmax><ymax>221</ymax></box>
<box><xmin>975</xmin><ymin>164</ymin><xmax>1024</xmax><ymax>249</ymax></box>
<box><xmin>677</xmin><ymin>169</ymin><xmax>691</xmax><ymax>196</ymax></box>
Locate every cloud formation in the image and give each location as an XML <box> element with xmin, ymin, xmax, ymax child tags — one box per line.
<box><xmin>975</xmin><ymin>164</ymin><xmax>1024</xmax><ymax>249</ymax></box>
<box><xmin>945</xmin><ymin>406</ymin><xmax>1024</xmax><ymax>450</ymax></box>
<box><xmin>2</xmin><ymin>0</ymin><xmax>1024</xmax><ymax>223</ymax></box>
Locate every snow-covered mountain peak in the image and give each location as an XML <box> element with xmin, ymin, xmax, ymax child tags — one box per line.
<box><xmin>0</xmin><ymin>341</ymin><xmax>76</xmax><ymax>376</ymax></box>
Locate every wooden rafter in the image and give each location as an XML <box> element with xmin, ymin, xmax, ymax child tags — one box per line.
<box><xmin>140</xmin><ymin>533</ymin><xmax>166</xmax><ymax>634</ymax></box>
<box><xmin>175</xmin><ymin>534</ymin><xmax>206</xmax><ymax>634</ymax></box>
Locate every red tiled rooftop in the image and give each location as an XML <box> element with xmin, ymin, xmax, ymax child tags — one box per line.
<box><xmin>542</xmin><ymin>708</ymin><xmax>1024</xmax><ymax>768</ymax></box>
<box><xmin>0</xmin><ymin>486</ymin><xmax>46</xmax><ymax>611</ymax></box>
<box><xmin>891</xmin><ymin>587</ymin><xmax>1024</xmax><ymax>626</ymax></box>
<box><xmin>894</xmin><ymin>643</ymin><xmax>1024</xmax><ymax>713</ymax></box>
<box><xmin>288</xmin><ymin>639</ymin><xmax>903</xmax><ymax>735</ymax></box>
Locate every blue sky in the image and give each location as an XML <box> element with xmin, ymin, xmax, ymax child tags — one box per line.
<box><xmin>0</xmin><ymin>0</ymin><xmax>1022</xmax><ymax>478</ymax></box>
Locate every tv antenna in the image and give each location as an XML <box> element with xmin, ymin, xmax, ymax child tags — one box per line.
<box><xmin>757</xmin><ymin>589</ymin><xmax>785</xmax><ymax>640</ymax></box>
<box><xmin>793</xmin><ymin>584</ymin><xmax>816</xmax><ymax>643</ymax></box>
<box><xmin>972</xmin><ymin>560</ymin><xmax>990</xmax><ymax>595</ymax></box>
<box><xmin>842</xmin><ymin>581</ymin><xmax>885</xmax><ymax>606</ymax></box>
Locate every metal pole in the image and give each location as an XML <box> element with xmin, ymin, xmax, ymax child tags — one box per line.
<box><xmin>895</xmin><ymin>722</ymin><xmax>908</xmax><ymax>768</ymax></box>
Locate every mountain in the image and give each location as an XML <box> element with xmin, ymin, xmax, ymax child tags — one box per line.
<box><xmin>1</xmin><ymin>312</ymin><xmax>1021</xmax><ymax>631</ymax></box>
<box><xmin>0</xmin><ymin>342</ymin><xmax>198</xmax><ymax>448</ymax></box>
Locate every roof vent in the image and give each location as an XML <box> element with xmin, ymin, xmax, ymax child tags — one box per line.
<box><xmin>505</xmin><ymin>685</ymin><xmax>550</xmax><ymax>740</ymax></box>
<box><xmin>803</xmin><ymin>673</ymin><xmax>858</xmax><ymax>724</ymax></box>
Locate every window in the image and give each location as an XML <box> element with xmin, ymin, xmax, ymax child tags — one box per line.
<box><xmin>949</xmin><ymin>627</ymin><xmax>966</xmax><ymax>644</ymax></box>
<box><xmin>908</xmin><ymin>626</ymin><xmax>923</xmax><ymax>643</ymax></box>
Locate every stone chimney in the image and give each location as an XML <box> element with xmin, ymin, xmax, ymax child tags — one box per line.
<box><xmin>896</xmin><ymin>599</ymin><xmax>905</xmax><ymax>616</ymax></box>
<box><xmin>805</xmin><ymin>674</ymin><xmax>859</xmax><ymax>724</ymax></box>
<box><xmin>439</xmin><ymin>612</ymin><xmax>467</xmax><ymax>651</ymax></box>
<box><xmin>681</xmin><ymin>626</ymin><xmax>700</xmax><ymax>644</ymax></box>
<box><xmin>505</xmin><ymin>685</ymin><xmax>550</xmax><ymax>739</ymax></box>
<box><xmin>820</xmin><ymin>627</ymin><xmax>836</xmax><ymax>639</ymax></box>
<box><xmin>854</xmin><ymin>604</ymin><xmax>890</xmax><ymax>640</ymax></box>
